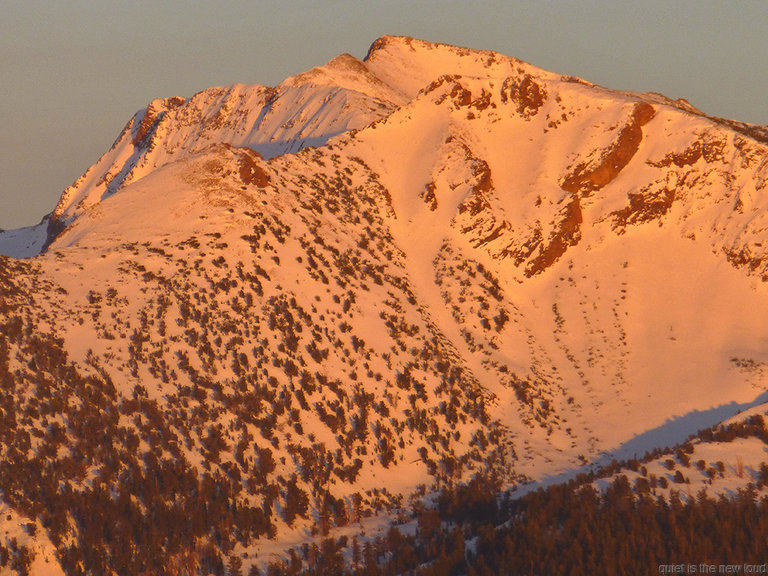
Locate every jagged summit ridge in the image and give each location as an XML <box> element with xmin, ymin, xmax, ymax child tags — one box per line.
<box><xmin>4</xmin><ymin>34</ymin><xmax>764</xmax><ymax>257</ymax></box>
<box><xmin>29</xmin><ymin>36</ymin><xmax>565</xmax><ymax>248</ymax></box>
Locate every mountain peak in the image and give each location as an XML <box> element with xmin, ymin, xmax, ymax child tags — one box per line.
<box><xmin>2</xmin><ymin>37</ymin><xmax>768</xmax><ymax>575</ymax></box>
<box><xmin>363</xmin><ymin>35</ymin><xmax>416</xmax><ymax>60</ymax></box>
<box><xmin>362</xmin><ymin>35</ymin><xmax>559</xmax><ymax>101</ymax></box>
<box><xmin>3</xmin><ymin>36</ymin><xmax>767</xmax><ymax>258</ymax></box>
<box><xmin>363</xmin><ymin>35</ymin><xmax>478</xmax><ymax>61</ymax></box>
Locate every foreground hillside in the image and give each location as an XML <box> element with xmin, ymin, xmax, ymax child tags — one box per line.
<box><xmin>275</xmin><ymin>410</ymin><xmax>768</xmax><ymax>576</ymax></box>
<box><xmin>1</xmin><ymin>36</ymin><xmax>768</xmax><ymax>574</ymax></box>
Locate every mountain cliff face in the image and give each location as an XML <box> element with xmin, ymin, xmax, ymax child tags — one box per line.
<box><xmin>1</xmin><ymin>36</ymin><xmax>768</xmax><ymax>574</ymax></box>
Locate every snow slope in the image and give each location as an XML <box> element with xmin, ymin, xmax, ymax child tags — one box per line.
<box><xmin>1</xmin><ymin>35</ymin><xmax>768</xmax><ymax>573</ymax></box>
<box><xmin>0</xmin><ymin>220</ymin><xmax>48</xmax><ymax>258</ymax></box>
<box><xmin>38</xmin><ymin>36</ymin><xmax>768</xmax><ymax>481</ymax></box>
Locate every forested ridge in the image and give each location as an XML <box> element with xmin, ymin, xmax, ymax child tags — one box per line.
<box><xmin>262</xmin><ymin>417</ymin><xmax>768</xmax><ymax>576</ymax></box>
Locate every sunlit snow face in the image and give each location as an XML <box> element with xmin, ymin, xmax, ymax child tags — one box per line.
<box><xmin>1</xmin><ymin>37</ymin><xmax>768</xmax><ymax>575</ymax></box>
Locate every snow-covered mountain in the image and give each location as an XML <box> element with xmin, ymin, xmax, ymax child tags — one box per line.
<box><xmin>1</xmin><ymin>36</ymin><xmax>768</xmax><ymax>574</ymax></box>
<box><xmin>41</xmin><ymin>37</ymin><xmax>560</xmax><ymax>239</ymax></box>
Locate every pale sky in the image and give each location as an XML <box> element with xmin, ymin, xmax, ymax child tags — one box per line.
<box><xmin>1</xmin><ymin>0</ymin><xmax>766</xmax><ymax>229</ymax></box>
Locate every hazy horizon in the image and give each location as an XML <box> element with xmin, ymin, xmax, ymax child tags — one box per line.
<box><xmin>2</xmin><ymin>0</ymin><xmax>766</xmax><ymax>229</ymax></box>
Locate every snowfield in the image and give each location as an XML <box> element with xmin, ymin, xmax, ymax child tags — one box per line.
<box><xmin>1</xmin><ymin>35</ymin><xmax>768</xmax><ymax>574</ymax></box>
